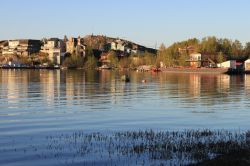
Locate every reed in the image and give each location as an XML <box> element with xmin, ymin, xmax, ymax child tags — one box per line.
<box><xmin>34</xmin><ymin>130</ymin><xmax>250</xmax><ymax>165</ymax></box>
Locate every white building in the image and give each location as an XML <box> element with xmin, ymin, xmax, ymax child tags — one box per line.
<box><xmin>41</xmin><ymin>38</ymin><xmax>66</xmax><ymax>65</ymax></box>
<box><xmin>217</xmin><ymin>60</ymin><xmax>231</xmax><ymax>68</ymax></box>
<box><xmin>187</xmin><ymin>53</ymin><xmax>201</xmax><ymax>68</ymax></box>
<box><xmin>244</xmin><ymin>59</ymin><xmax>250</xmax><ymax>71</ymax></box>
<box><xmin>189</xmin><ymin>53</ymin><xmax>201</xmax><ymax>61</ymax></box>
<box><xmin>217</xmin><ymin>60</ymin><xmax>236</xmax><ymax>69</ymax></box>
<box><xmin>2</xmin><ymin>39</ymin><xmax>41</xmax><ymax>56</ymax></box>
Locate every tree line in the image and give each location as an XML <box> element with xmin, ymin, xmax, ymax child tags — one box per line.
<box><xmin>63</xmin><ymin>36</ymin><xmax>250</xmax><ymax>69</ymax></box>
<box><xmin>157</xmin><ymin>36</ymin><xmax>250</xmax><ymax>67</ymax></box>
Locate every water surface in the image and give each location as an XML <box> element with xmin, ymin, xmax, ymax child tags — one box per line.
<box><xmin>1</xmin><ymin>69</ymin><xmax>250</xmax><ymax>165</ymax></box>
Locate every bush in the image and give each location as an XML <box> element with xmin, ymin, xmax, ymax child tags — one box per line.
<box><xmin>63</xmin><ymin>55</ymin><xmax>85</xmax><ymax>68</ymax></box>
<box><xmin>85</xmin><ymin>55</ymin><xmax>98</xmax><ymax>69</ymax></box>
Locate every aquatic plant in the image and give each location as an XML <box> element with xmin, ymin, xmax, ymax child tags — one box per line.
<box><xmin>36</xmin><ymin>130</ymin><xmax>250</xmax><ymax>165</ymax></box>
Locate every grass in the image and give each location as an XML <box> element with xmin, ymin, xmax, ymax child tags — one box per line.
<box><xmin>40</xmin><ymin>130</ymin><xmax>250</xmax><ymax>165</ymax></box>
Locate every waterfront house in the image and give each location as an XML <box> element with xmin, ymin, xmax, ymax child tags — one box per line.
<box><xmin>217</xmin><ymin>61</ymin><xmax>231</xmax><ymax>68</ymax></box>
<box><xmin>244</xmin><ymin>59</ymin><xmax>250</xmax><ymax>72</ymax></box>
<box><xmin>217</xmin><ymin>60</ymin><xmax>244</xmax><ymax>70</ymax></box>
<box><xmin>186</xmin><ymin>53</ymin><xmax>201</xmax><ymax>68</ymax></box>
<box><xmin>2</xmin><ymin>39</ymin><xmax>41</xmax><ymax>56</ymax></box>
<box><xmin>41</xmin><ymin>38</ymin><xmax>66</xmax><ymax>65</ymax></box>
<box><xmin>66</xmin><ymin>37</ymin><xmax>86</xmax><ymax>57</ymax></box>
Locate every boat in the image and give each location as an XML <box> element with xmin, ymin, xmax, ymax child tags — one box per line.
<box><xmin>99</xmin><ymin>64</ymin><xmax>111</xmax><ymax>70</ymax></box>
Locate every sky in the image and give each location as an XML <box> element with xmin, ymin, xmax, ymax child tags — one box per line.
<box><xmin>1</xmin><ymin>0</ymin><xmax>250</xmax><ymax>48</ymax></box>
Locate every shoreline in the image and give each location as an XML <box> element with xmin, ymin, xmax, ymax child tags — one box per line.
<box><xmin>160</xmin><ymin>67</ymin><xmax>229</xmax><ymax>74</ymax></box>
<box><xmin>1</xmin><ymin>66</ymin><xmax>249</xmax><ymax>75</ymax></box>
<box><xmin>0</xmin><ymin>66</ymin><xmax>60</xmax><ymax>70</ymax></box>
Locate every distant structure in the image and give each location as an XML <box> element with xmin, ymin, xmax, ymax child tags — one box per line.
<box><xmin>0</xmin><ymin>34</ymin><xmax>158</xmax><ymax>67</ymax></box>
<box><xmin>0</xmin><ymin>40</ymin><xmax>8</xmax><ymax>55</ymax></box>
<box><xmin>178</xmin><ymin>46</ymin><xmax>196</xmax><ymax>55</ymax></box>
<box><xmin>2</xmin><ymin>39</ymin><xmax>41</xmax><ymax>56</ymax></box>
<box><xmin>40</xmin><ymin>38</ymin><xmax>66</xmax><ymax>65</ymax></box>
<box><xmin>187</xmin><ymin>53</ymin><xmax>202</xmax><ymax>68</ymax></box>
<box><xmin>66</xmin><ymin>36</ymin><xmax>86</xmax><ymax>57</ymax></box>
<box><xmin>105</xmin><ymin>39</ymin><xmax>156</xmax><ymax>56</ymax></box>
<box><xmin>245</xmin><ymin>59</ymin><xmax>250</xmax><ymax>72</ymax></box>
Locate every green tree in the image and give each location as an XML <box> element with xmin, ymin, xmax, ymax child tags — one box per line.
<box><xmin>143</xmin><ymin>51</ymin><xmax>156</xmax><ymax>65</ymax></box>
<box><xmin>62</xmin><ymin>54</ymin><xmax>85</xmax><ymax>68</ymax></box>
<box><xmin>231</xmin><ymin>40</ymin><xmax>243</xmax><ymax>59</ymax></box>
<box><xmin>85</xmin><ymin>55</ymin><xmax>98</xmax><ymax>69</ymax></box>
<box><xmin>85</xmin><ymin>47</ymin><xmax>94</xmax><ymax>57</ymax></box>
<box><xmin>177</xmin><ymin>53</ymin><xmax>188</xmax><ymax>66</ymax></box>
<box><xmin>217</xmin><ymin>52</ymin><xmax>225</xmax><ymax>63</ymax></box>
<box><xmin>156</xmin><ymin>44</ymin><xmax>174</xmax><ymax>67</ymax></box>
<box><xmin>119</xmin><ymin>57</ymin><xmax>131</xmax><ymax>68</ymax></box>
<box><xmin>245</xmin><ymin>42</ymin><xmax>250</xmax><ymax>58</ymax></box>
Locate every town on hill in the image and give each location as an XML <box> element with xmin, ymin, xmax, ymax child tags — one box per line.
<box><xmin>0</xmin><ymin>35</ymin><xmax>157</xmax><ymax>69</ymax></box>
<box><xmin>0</xmin><ymin>35</ymin><xmax>250</xmax><ymax>73</ymax></box>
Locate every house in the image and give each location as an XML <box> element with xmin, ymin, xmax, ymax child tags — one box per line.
<box><xmin>217</xmin><ymin>61</ymin><xmax>231</xmax><ymax>68</ymax></box>
<box><xmin>66</xmin><ymin>37</ymin><xmax>86</xmax><ymax>57</ymax></box>
<box><xmin>2</xmin><ymin>39</ymin><xmax>41</xmax><ymax>56</ymax></box>
<box><xmin>186</xmin><ymin>53</ymin><xmax>201</xmax><ymax>68</ymax></box>
<box><xmin>131</xmin><ymin>44</ymin><xmax>146</xmax><ymax>55</ymax></box>
<box><xmin>0</xmin><ymin>40</ymin><xmax>8</xmax><ymax>55</ymax></box>
<box><xmin>178</xmin><ymin>46</ymin><xmax>196</xmax><ymax>55</ymax></box>
<box><xmin>107</xmin><ymin>40</ymin><xmax>126</xmax><ymax>52</ymax></box>
<box><xmin>41</xmin><ymin>38</ymin><xmax>66</xmax><ymax>65</ymax></box>
<box><xmin>244</xmin><ymin>59</ymin><xmax>250</xmax><ymax>72</ymax></box>
<box><xmin>217</xmin><ymin>60</ymin><xmax>244</xmax><ymax>70</ymax></box>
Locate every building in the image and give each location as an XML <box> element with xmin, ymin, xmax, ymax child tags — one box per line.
<box><xmin>2</xmin><ymin>39</ymin><xmax>41</xmax><ymax>56</ymax></box>
<box><xmin>178</xmin><ymin>46</ymin><xmax>196</xmax><ymax>55</ymax></box>
<box><xmin>106</xmin><ymin>39</ymin><xmax>151</xmax><ymax>56</ymax></box>
<box><xmin>106</xmin><ymin>40</ymin><xmax>131</xmax><ymax>55</ymax></box>
<box><xmin>0</xmin><ymin>40</ymin><xmax>8</xmax><ymax>55</ymax></box>
<box><xmin>66</xmin><ymin>37</ymin><xmax>86</xmax><ymax>57</ymax></box>
<box><xmin>217</xmin><ymin>61</ymin><xmax>231</xmax><ymax>68</ymax></box>
<box><xmin>244</xmin><ymin>59</ymin><xmax>250</xmax><ymax>72</ymax></box>
<box><xmin>41</xmin><ymin>38</ymin><xmax>66</xmax><ymax>65</ymax></box>
<box><xmin>187</xmin><ymin>53</ymin><xmax>201</xmax><ymax>68</ymax></box>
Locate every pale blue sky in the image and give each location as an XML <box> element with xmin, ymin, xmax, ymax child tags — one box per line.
<box><xmin>1</xmin><ymin>0</ymin><xmax>250</xmax><ymax>48</ymax></box>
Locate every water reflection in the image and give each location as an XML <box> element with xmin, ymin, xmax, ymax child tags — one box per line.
<box><xmin>0</xmin><ymin>70</ymin><xmax>250</xmax><ymax>109</ymax></box>
<box><xmin>0</xmin><ymin>70</ymin><xmax>29</xmax><ymax>107</ymax></box>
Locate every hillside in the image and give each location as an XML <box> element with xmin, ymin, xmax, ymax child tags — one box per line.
<box><xmin>83</xmin><ymin>35</ymin><xmax>157</xmax><ymax>54</ymax></box>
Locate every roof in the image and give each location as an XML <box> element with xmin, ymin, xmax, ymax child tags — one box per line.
<box><xmin>0</xmin><ymin>40</ymin><xmax>8</xmax><ymax>46</ymax></box>
<box><xmin>48</xmin><ymin>38</ymin><xmax>61</xmax><ymax>42</ymax></box>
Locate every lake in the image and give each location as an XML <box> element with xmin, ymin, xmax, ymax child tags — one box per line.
<box><xmin>1</xmin><ymin>69</ymin><xmax>250</xmax><ymax>165</ymax></box>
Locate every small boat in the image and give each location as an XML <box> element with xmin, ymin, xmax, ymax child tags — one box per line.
<box><xmin>99</xmin><ymin>64</ymin><xmax>111</xmax><ymax>70</ymax></box>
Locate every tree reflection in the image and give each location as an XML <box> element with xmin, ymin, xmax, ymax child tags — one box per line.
<box><xmin>0</xmin><ymin>69</ymin><xmax>249</xmax><ymax>109</ymax></box>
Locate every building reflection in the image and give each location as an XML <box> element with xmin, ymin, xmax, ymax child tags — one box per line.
<box><xmin>0</xmin><ymin>70</ymin><xmax>28</xmax><ymax>105</ymax></box>
<box><xmin>1</xmin><ymin>69</ymin><xmax>250</xmax><ymax>109</ymax></box>
<box><xmin>245</xmin><ymin>75</ymin><xmax>250</xmax><ymax>96</ymax></box>
<box><xmin>189</xmin><ymin>74</ymin><xmax>201</xmax><ymax>97</ymax></box>
<box><xmin>217</xmin><ymin>74</ymin><xmax>230</xmax><ymax>93</ymax></box>
<box><xmin>157</xmin><ymin>72</ymin><xmax>246</xmax><ymax>106</ymax></box>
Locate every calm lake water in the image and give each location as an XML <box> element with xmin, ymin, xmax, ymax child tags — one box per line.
<box><xmin>1</xmin><ymin>69</ymin><xmax>250</xmax><ymax>165</ymax></box>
